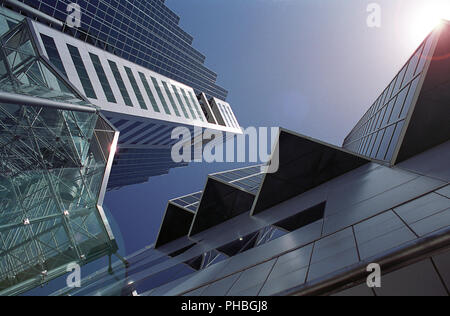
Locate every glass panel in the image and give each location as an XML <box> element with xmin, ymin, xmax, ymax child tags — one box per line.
<box><xmin>161</xmin><ymin>81</ymin><xmax>180</xmax><ymax>117</ymax></box>
<box><xmin>393</xmin><ymin>65</ymin><xmax>407</xmax><ymax>96</ymax></box>
<box><xmin>89</xmin><ymin>53</ymin><xmax>116</xmax><ymax>103</ymax></box>
<box><xmin>171</xmin><ymin>85</ymin><xmax>189</xmax><ymax>118</ymax></box>
<box><xmin>66</xmin><ymin>44</ymin><xmax>97</xmax><ymax>99</ymax></box>
<box><xmin>377</xmin><ymin>124</ymin><xmax>395</xmax><ymax>161</ymax></box>
<box><xmin>370</xmin><ymin>130</ymin><xmax>383</xmax><ymax>158</ymax></box>
<box><xmin>416</xmin><ymin>33</ymin><xmax>436</xmax><ymax>75</ymax></box>
<box><xmin>399</xmin><ymin>76</ymin><xmax>421</xmax><ymax>119</ymax></box>
<box><xmin>124</xmin><ymin>66</ymin><xmax>147</xmax><ymax>110</ymax></box>
<box><xmin>368</xmin><ymin>117</ymin><xmax>376</xmax><ymax>134</ymax></box>
<box><xmin>180</xmin><ymin>88</ymin><xmax>197</xmax><ymax>120</ymax></box>
<box><xmin>40</xmin><ymin>34</ymin><xmax>67</xmax><ymax>77</ymax></box>
<box><xmin>188</xmin><ymin>90</ymin><xmax>205</xmax><ymax>122</ymax></box>
<box><xmin>220</xmin><ymin>103</ymin><xmax>234</xmax><ymax>127</ymax></box>
<box><xmin>107</xmin><ymin>60</ymin><xmax>133</xmax><ymax>107</ymax></box>
<box><xmin>377</xmin><ymin>106</ymin><xmax>389</xmax><ymax>129</ymax></box>
<box><xmin>138</xmin><ymin>72</ymin><xmax>160</xmax><ymax>113</ymax></box>
<box><xmin>381</xmin><ymin>96</ymin><xmax>396</xmax><ymax>127</ymax></box>
<box><xmin>386</xmin><ymin>79</ymin><xmax>396</xmax><ymax>102</ymax></box>
<box><xmin>403</xmin><ymin>44</ymin><xmax>423</xmax><ymax>85</ymax></box>
<box><xmin>360</xmin><ymin>136</ymin><xmax>369</xmax><ymax>154</ymax></box>
<box><xmin>0</xmin><ymin>25</ymin><xmax>116</xmax><ymax>294</ymax></box>
<box><xmin>150</xmin><ymin>77</ymin><xmax>171</xmax><ymax>115</ymax></box>
<box><xmin>364</xmin><ymin>133</ymin><xmax>375</xmax><ymax>156</ymax></box>
<box><xmin>385</xmin><ymin>121</ymin><xmax>405</xmax><ymax>161</ymax></box>
<box><xmin>390</xmin><ymin>85</ymin><xmax>409</xmax><ymax>123</ymax></box>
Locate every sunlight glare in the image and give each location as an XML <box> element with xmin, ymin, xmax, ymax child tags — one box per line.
<box><xmin>410</xmin><ymin>1</ymin><xmax>450</xmax><ymax>45</ymax></box>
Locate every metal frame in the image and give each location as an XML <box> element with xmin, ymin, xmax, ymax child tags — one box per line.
<box><xmin>0</xmin><ymin>16</ymin><xmax>120</xmax><ymax>296</ymax></box>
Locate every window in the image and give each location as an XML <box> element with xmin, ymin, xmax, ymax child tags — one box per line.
<box><xmin>171</xmin><ymin>85</ymin><xmax>190</xmax><ymax>119</ymax></box>
<box><xmin>40</xmin><ymin>34</ymin><xmax>67</xmax><ymax>77</ymax></box>
<box><xmin>224</xmin><ymin>105</ymin><xmax>239</xmax><ymax>128</ymax></box>
<box><xmin>188</xmin><ymin>90</ymin><xmax>205</xmax><ymax>122</ymax></box>
<box><xmin>399</xmin><ymin>76</ymin><xmax>421</xmax><ymax>119</ymax></box>
<box><xmin>108</xmin><ymin>60</ymin><xmax>133</xmax><ymax>107</ymax></box>
<box><xmin>66</xmin><ymin>44</ymin><xmax>97</xmax><ymax>99</ymax></box>
<box><xmin>125</xmin><ymin>66</ymin><xmax>147</xmax><ymax>110</ymax></box>
<box><xmin>89</xmin><ymin>53</ymin><xmax>116</xmax><ymax>103</ymax></box>
<box><xmin>138</xmin><ymin>72</ymin><xmax>160</xmax><ymax>112</ymax></box>
<box><xmin>377</xmin><ymin>124</ymin><xmax>396</xmax><ymax>161</ymax></box>
<box><xmin>161</xmin><ymin>81</ymin><xmax>181</xmax><ymax>117</ymax></box>
<box><xmin>151</xmin><ymin>77</ymin><xmax>171</xmax><ymax>115</ymax></box>
<box><xmin>179</xmin><ymin>88</ymin><xmax>197</xmax><ymax>120</ymax></box>
<box><xmin>385</xmin><ymin>121</ymin><xmax>405</xmax><ymax>161</ymax></box>
<box><xmin>220</xmin><ymin>103</ymin><xmax>234</xmax><ymax>127</ymax></box>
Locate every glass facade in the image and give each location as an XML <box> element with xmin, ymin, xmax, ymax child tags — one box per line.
<box><xmin>66</xmin><ymin>44</ymin><xmax>97</xmax><ymax>99</ymax></box>
<box><xmin>138</xmin><ymin>72</ymin><xmax>160</xmax><ymax>113</ymax></box>
<box><xmin>108</xmin><ymin>59</ymin><xmax>133</xmax><ymax>107</ymax></box>
<box><xmin>124</xmin><ymin>66</ymin><xmax>147</xmax><ymax>110</ymax></box>
<box><xmin>171</xmin><ymin>84</ymin><xmax>189</xmax><ymax>119</ymax></box>
<box><xmin>343</xmin><ymin>32</ymin><xmax>436</xmax><ymax>163</ymax></box>
<box><xmin>32</xmin><ymin>20</ymin><xmax>238</xmax><ymax>130</ymax></box>
<box><xmin>0</xmin><ymin>13</ymin><xmax>117</xmax><ymax>296</ymax></box>
<box><xmin>161</xmin><ymin>80</ymin><xmax>180</xmax><ymax>117</ymax></box>
<box><xmin>180</xmin><ymin>88</ymin><xmax>197</xmax><ymax>120</ymax></box>
<box><xmin>210</xmin><ymin>165</ymin><xmax>265</xmax><ymax>194</ymax></box>
<box><xmin>10</xmin><ymin>0</ymin><xmax>228</xmax><ymax>100</ymax></box>
<box><xmin>89</xmin><ymin>52</ymin><xmax>116</xmax><ymax>103</ymax></box>
<box><xmin>150</xmin><ymin>76</ymin><xmax>171</xmax><ymax>115</ymax></box>
<box><xmin>108</xmin><ymin>147</ymin><xmax>188</xmax><ymax>190</ymax></box>
<box><xmin>40</xmin><ymin>33</ymin><xmax>67</xmax><ymax>77</ymax></box>
<box><xmin>50</xmin><ymin>223</ymin><xmax>293</xmax><ymax>296</ymax></box>
<box><xmin>187</xmin><ymin>90</ymin><xmax>205</xmax><ymax>122</ymax></box>
<box><xmin>11</xmin><ymin>4</ymin><xmax>241</xmax><ymax>192</ymax></box>
<box><xmin>171</xmin><ymin>192</ymin><xmax>203</xmax><ymax>212</ymax></box>
<box><xmin>50</xmin><ymin>191</ymin><xmax>329</xmax><ymax>296</ymax></box>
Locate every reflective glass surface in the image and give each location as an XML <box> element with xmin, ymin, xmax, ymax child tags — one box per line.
<box><xmin>0</xmin><ymin>14</ymin><xmax>117</xmax><ymax>296</ymax></box>
<box><xmin>343</xmin><ymin>32</ymin><xmax>436</xmax><ymax>163</ymax></box>
<box><xmin>13</xmin><ymin>0</ymin><xmax>228</xmax><ymax>100</ymax></box>
<box><xmin>89</xmin><ymin>52</ymin><xmax>116</xmax><ymax>103</ymax></box>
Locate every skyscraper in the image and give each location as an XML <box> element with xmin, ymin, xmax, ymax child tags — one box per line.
<box><xmin>2</xmin><ymin>0</ymin><xmax>228</xmax><ymax>100</ymax></box>
<box><xmin>0</xmin><ymin>1</ymin><xmax>242</xmax><ymax>296</ymax></box>
<box><xmin>0</xmin><ymin>9</ymin><xmax>119</xmax><ymax>296</ymax></box>
<box><xmin>51</xmin><ymin>22</ymin><xmax>450</xmax><ymax>297</ymax></box>
<box><xmin>1</xmin><ymin>0</ymin><xmax>242</xmax><ymax>190</ymax></box>
<box><xmin>343</xmin><ymin>23</ymin><xmax>449</xmax><ymax>164</ymax></box>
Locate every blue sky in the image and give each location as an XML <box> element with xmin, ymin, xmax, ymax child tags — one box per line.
<box><xmin>104</xmin><ymin>0</ymin><xmax>443</xmax><ymax>256</ymax></box>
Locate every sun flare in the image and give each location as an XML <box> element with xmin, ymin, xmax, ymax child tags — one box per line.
<box><xmin>410</xmin><ymin>1</ymin><xmax>450</xmax><ymax>45</ymax></box>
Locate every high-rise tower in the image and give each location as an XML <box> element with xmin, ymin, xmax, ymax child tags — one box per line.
<box><xmin>1</xmin><ymin>0</ymin><xmax>242</xmax><ymax>190</ymax></box>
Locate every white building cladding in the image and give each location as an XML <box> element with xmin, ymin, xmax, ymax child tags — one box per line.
<box><xmin>50</xmin><ymin>22</ymin><xmax>450</xmax><ymax>297</ymax></box>
<box><xmin>27</xmin><ymin>20</ymin><xmax>242</xmax><ymax>189</ymax></box>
